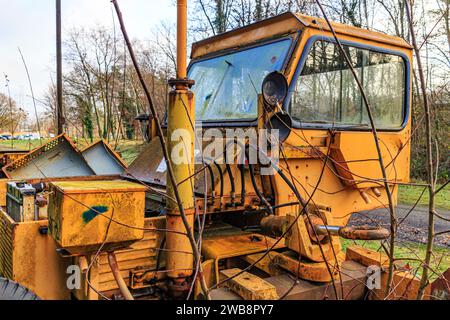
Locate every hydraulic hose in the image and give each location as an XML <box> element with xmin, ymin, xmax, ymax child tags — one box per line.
<box><xmin>248</xmin><ymin>162</ymin><xmax>273</xmax><ymax>214</ymax></box>
<box><xmin>108</xmin><ymin>252</ymin><xmax>134</xmax><ymax>300</ymax></box>
<box><xmin>223</xmin><ymin>144</ymin><xmax>236</xmax><ymax>203</ymax></box>
<box><xmin>213</xmin><ymin>161</ymin><xmax>224</xmax><ymax>209</ymax></box>
<box><xmin>205</xmin><ymin>163</ymin><xmax>215</xmax><ymax>203</ymax></box>
<box><xmin>239</xmin><ymin>163</ymin><xmax>246</xmax><ymax>206</ymax></box>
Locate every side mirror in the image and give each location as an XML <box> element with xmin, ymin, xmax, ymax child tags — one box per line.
<box><xmin>266</xmin><ymin>112</ymin><xmax>292</xmax><ymax>143</ymax></box>
<box><xmin>261</xmin><ymin>71</ymin><xmax>288</xmax><ymax>108</ymax></box>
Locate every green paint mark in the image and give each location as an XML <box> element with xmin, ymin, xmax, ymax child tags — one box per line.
<box><xmin>82</xmin><ymin>205</ymin><xmax>108</xmax><ymax>223</ymax></box>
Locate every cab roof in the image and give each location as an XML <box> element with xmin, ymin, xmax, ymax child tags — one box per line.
<box><xmin>191</xmin><ymin>12</ymin><xmax>412</xmax><ymax>59</ymax></box>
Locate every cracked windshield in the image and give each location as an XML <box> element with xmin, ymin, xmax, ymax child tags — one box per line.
<box><xmin>189</xmin><ymin>38</ymin><xmax>292</xmax><ymax>121</ymax></box>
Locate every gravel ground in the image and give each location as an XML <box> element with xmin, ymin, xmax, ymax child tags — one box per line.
<box><xmin>348</xmin><ymin>205</ymin><xmax>450</xmax><ymax>247</ymax></box>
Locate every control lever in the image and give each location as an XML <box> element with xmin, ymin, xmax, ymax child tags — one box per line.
<box><xmin>260</xmin><ymin>215</ymin><xmax>390</xmax><ymax>241</ymax></box>
<box><xmin>314</xmin><ymin>224</ymin><xmax>390</xmax><ymax>240</ymax></box>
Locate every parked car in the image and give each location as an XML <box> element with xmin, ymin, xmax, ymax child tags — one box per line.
<box><xmin>0</xmin><ymin>134</ymin><xmax>12</xmax><ymax>140</ymax></box>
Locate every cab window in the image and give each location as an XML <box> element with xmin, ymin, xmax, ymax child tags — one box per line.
<box><xmin>289</xmin><ymin>40</ymin><xmax>406</xmax><ymax>129</ymax></box>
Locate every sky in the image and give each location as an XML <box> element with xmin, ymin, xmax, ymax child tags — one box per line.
<box><xmin>0</xmin><ymin>0</ymin><xmax>176</xmax><ymax>116</ymax></box>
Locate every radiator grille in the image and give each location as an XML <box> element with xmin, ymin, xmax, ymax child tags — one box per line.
<box><xmin>77</xmin><ymin>216</ymin><xmax>165</xmax><ymax>297</ymax></box>
<box><xmin>0</xmin><ymin>209</ymin><xmax>14</xmax><ymax>279</ymax></box>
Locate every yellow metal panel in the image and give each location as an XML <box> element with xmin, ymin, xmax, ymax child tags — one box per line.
<box><xmin>50</xmin><ymin>180</ymin><xmax>145</xmax><ymax>193</ymax></box>
<box><xmin>0</xmin><ymin>208</ymin><xmax>71</xmax><ymax>300</ymax></box>
<box><xmin>330</xmin><ymin>131</ymin><xmax>410</xmax><ymax>188</ymax></box>
<box><xmin>191</xmin><ymin>12</ymin><xmax>411</xmax><ymax>59</ymax></box>
<box><xmin>295</xmin><ymin>13</ymin><xmax>412</xmax><ymax>49</ymax></box>
<box><xmin>191</xmin><ymin>13</ymin><xmax>303</xmax><ymax>59</ymax></box>
<box><xmin>165</xmin><ymin>89</ymin><xmax>196</xmax><ymax>279</ymax></box>
<box><xmin>48</xmin><ymin>180</ymin><xmax>146</xmax><ymax>254</ymax></box>
<box><xmin>0</xmin><ymin>179</ymin><xmax>7</xmax><ymax>207</ymax></box>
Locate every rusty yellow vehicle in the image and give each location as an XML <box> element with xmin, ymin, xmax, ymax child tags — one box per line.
<box><xmin>0</xmin><ymin>9</ymin><xmax>426</xmax><ymax>301</ymax></box>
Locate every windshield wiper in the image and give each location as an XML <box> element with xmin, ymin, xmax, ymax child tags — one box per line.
<box><xmin>339</xmin><ymin>123</ymin><xmax>370</xmax><ymax>129</ymax></box>
<box><xmin>201</xmin><ymin>60</ymin><xmax>233</xmax><ymax>117</ymax></box>
<box><xmin>305</xmin><ymin>120</ymin><xmax>335</xmax><ymax>124</ymax></box>
<box><xmin>302</xmin><ymin>120</ymin><xmax>370</xmax><ymax>129</ymax></box>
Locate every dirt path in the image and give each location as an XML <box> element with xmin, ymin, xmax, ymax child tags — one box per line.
<box><xmin>349</xmin><ymin>205</ymin><xmax>450</xmax><ymax>247</ymax></box>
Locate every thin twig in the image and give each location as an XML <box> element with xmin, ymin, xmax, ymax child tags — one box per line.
<box><xmin>18</xmin><ymin>47</ymin><xmax>42</xmax><ymax>144</ymax></box>
<box><xmin>405</xmin><ymin>0</ymin><xmax>436</xmax><ymax>300</ymax></box>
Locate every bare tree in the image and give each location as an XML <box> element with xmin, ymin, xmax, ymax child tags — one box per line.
<box><xmin>0</xmin><ymin>92</ymin><xmax>26</xmax><ymax>133</ymax></box>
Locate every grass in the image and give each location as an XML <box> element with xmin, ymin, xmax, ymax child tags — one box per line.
<box><xmin>341</xmin><ymin>239</ymin><xmax>449</xmax><ymax>280</ymax></box>
<box><xmin>69</xmin><ymin>138</ymin><xmax>147</xmax><ymax>165</ymax></box>
<box><xmin>108</xmin><ymin>140</ymin><xmax>147</xmax><ymax>164</ymax></box>
<box><xmin>398</xmin><ymin>184</ymin><xmax>450</xmax><ymax>210</ymax></box>
<box><xmin>0</xmin><ymin>139</ymin><xmax>49</xmax><ymax>151</ymax></box>
<box><xmin>344</xmin><ymin>182</ymin><xmax>450</xmax><ymax>281</ymax></box>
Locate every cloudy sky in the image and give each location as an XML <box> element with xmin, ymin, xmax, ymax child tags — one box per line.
<box><xmin>0</xmin><ymin>0</ymin><xmax>176</xmax><ymax>116</ymax></box>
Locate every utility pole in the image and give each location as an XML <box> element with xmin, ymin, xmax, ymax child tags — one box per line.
<box><xmin>56</xmin><ymin>0</ymin><xmax>64</xmax><ymax>134</ymax></box>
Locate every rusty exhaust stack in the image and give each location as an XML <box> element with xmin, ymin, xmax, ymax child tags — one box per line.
<box><xmin>165</xmin><ymin>0</ymin><xmax>197</xmax><ymax>298</ymax></box>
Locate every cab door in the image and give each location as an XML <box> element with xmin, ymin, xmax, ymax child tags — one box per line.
<box><xmin>285</xmin><ymin>36</ymin><xmax>411</xmax><ymax>191</ymax></box>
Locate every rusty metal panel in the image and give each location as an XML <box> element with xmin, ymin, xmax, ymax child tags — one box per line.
<box><xmin>123</xmin><ymin>139</ymin><xmax>165</xmax><ymax>186</ymax></box>
<box><xmin>2</xmin><ymin>134</ymin><xmax>95</xmax><ymax>179</ymax></box>
<box><xmin>345</xmin><ymin>245</ymin><xmax>390</xmax><ymax>268</ymax></box>
<box><xmin>270</xmin><ymin>250</ymin><xmax>342</xmax><ymax>283</ymax></box>
<box><xmin>265</xmin><ymin>260</ymin><xmax>367</xmax><ymax>300</ymax></box>
<box><xmin>296</xmin><ymin>13</ymin><xmax>412</xmax><ymax>49</ymax></box>
<box><xmin>241</xmin><ymin>253</ymin><xmax>283</xmax><ymax>277</ymax></box>
<box><xmin>81</xmin><ymin>140</ymin><xmax>127</xmax><ymax>176</ymax></box>
<box><xmin>220</xmin><ymin>268</ymin><xmax>279</xmax><ymax>300</ymax></box>
<box><xmin>202</xmin><ymin>233</ymin><xmax>285</xmax><ymax>260</ymax></box>
<box><xmin>370</xmin><ymin>269</ymin><xmax>431</xmax><ymax>300</ymax></box>
<box><xmin>431</xmin><ymin>268</ymin><xmax>450</xmax><ymax>300</ymax></box>
<box><xmin>97</xmin><ymin>226</ymin><xmax>160</xmax><ymax>292</ymax></box>
<box><xmin>48</xmin><ymin>180</ymin><xmax>146</xmax><ymax>254</ymax></box>
<box><xmin>124</xmin><ymin>139</ymin><xmax>225</xmax><ymax>195</ymax></box>
<box><xmin>191</xmin><ymin>12</ymin><xmax>411</xmax><ymax>60</ymax></box>
<box><xmin>0</xmin><ymin>151</ymin><xmax>28</xmax><ymax>169</ymax></box>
